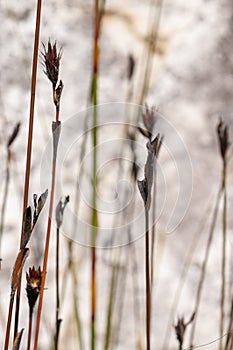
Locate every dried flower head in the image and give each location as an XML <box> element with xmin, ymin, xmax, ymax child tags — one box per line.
<box><xmin>217</xmin><ymin>118</ymin><xmax>230</xmax><ymax>163</ymax></box>
<box><xmin>137</xmin><ymin>133</ymin><xmax>163</xmax><ymax>210</ymax></box>
<box><xmin>26</xmin><ymin>266</ymin><xmax>42</xmax><ymax>314</ymax></box>
<box><xmin>42</xmin><ymin>40</ymin><xmax>62</xmax><ymax>88</ymax></box>
<box><xmin>142</xmin><ymin>104</ymin><xmax>157</xmax><ymax>135</ymax></box>
<box><xmin>174</xmin><ymin>313</ymin><xmax>195</xmax><ymax>349</ymax></box>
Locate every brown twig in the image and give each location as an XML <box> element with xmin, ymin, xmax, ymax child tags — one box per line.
<box><xmin>14</xmin><ymin>0</ymin><xmax>42</xmax><ymax>339</ymax></box>
<box><xmin>33</xmin><ymin>40</ymin><xmax>63</xmax><ymax>350</ymax></box>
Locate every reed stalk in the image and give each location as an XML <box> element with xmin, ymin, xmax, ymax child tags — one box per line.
<box><xmin>14</xmin><ymin>0</ymin><xmax>42</xmax><ymax>338</ymax></box>
<box><xmin>218</xmin><ymin>119</ymin><xmax>229</xmax><ymax>350</ymax></box>
<box><xmin>145</xmin><ymin>208</ymin><xmax>151</xmax><ymax>350</ymax></box>
<box><xmin>90</xmin><ymin>1</ymin><xmax>101</xmax><ymax>348</ymax></box>
<box><xmin>189</xmin><ymin>186</ymin><xmax>222</xmax><ymax>348</ymax></box>
<box><xmin>33</xmin><ymin>39</ymin><xmax>63</xmax><ymax>350</ymax></box>
<box><xmin>54</xmin><ymin>196</ymin><xmax>69</xmax><ymax>349</ymax></box>
<box><xmin>162</xmin><ymin>197</ymin><xmax>213</xmax><ymax>350</ymax></box>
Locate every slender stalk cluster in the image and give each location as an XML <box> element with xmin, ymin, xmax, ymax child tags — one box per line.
<box><xmin>55</xmin><ymin>196</ymin><xmax>69</xmax><ymax>350</ymax></box>
<box><xmin>217</xmin><ymin>118</ymin><xmax>230</xmax><ymax>350</ymax></box>
<box><xmin>137</xmin><ymin>105</ymin><xmax>163</xmax><ymax>350</ymax></box>
<box><xmin>33</xmin><ymin>39</ymin><xmax>63</xmax><ymax>350</ymax></box>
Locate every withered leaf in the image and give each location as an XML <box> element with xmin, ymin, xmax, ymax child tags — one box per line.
<box><xmin>52</xmin><ymin>121</ymin><xmax>61</xmax><ymax>160</ymax></box>
<box><xmin>12</xmin><ymin>328</ymin><xmax>24</xmax><ymax>350</ymax></box>
<box><xmin>56</xmin><ymin>195</ymin><xmax>70</xmax><ymax>229</ymax></box>
<box><xmin>11</xmin><ymin>248</ymin><xmax>29</xmax><ymax>297</ymax></box>
<box><xmin>138</xmin><ymin>126</ymin><xmax>152</xmax><ymax>140</ymax></box>
<box><xmin>33</xmin><ymin>189</ymin><xmax>48</xmax><ymax>225</ymax></box>
<box><xmin>137</xmin><ymin>179</ymin><xmax>148</xmax><ymax>206</ymax></box>
<box><xmin>7</xmin><ymin>122</ymin><xmax>21</xmax><ymax>148</ymax></box>
<box><xmin>22</xmin><ymin>206</ymin><xmax>32</xmax><ymax>248</ymax></box>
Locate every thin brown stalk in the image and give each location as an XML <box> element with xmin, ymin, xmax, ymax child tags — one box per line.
<box><xmin>220</xmin><ymin>160</ymin><xmax>228</xmax><ymax>350</ymax></box>
<box><xmin>162</xmin><ymin>197</ymin><xmax>213</xmax><ymax>350</ymax></box>
<box><xmin>217</xmin><ymin>119</ymin><xmax>230</xmax><ymax>350</ymax></box>
<box><xmin>145</xmin><ymin>208</ymin><xmax>151</xmax><ymax>350</ymax></box>
<box><xmin>5</xmin><ymin>248</ymin><xmax>29</xmax><ymax>350</ymax></box>
<box><xmin>27</xmin><ymin>312</ymin><xmax>33</xmax><ymax>350</ymax></box>
<box><xmin>150</xmin><ymin>165</ymin><xmax>157</xmax><ymax>288</ymax></box>
<box><xmin>55</xmin><ymin>227</ymin><xmax>60</xmax><ymax>350</ymax></box>
<box><xmin>33</xmin><ymin>148</ymin><xmax>59</xmax><ymax>350</ymax></box>
<box><xmin>14</xmin><ymin>0</ymin><xmax>42</xmax><ymax>338</ymax></box>
<box><xmin>90</xmin><ymin>1</ymin><xmax>102</xmax><ymax>349</ymax></box>
<box><xmin>4</xmin><ymin>297</ymin><xmax>14</xmax><ymax>350</ymax></box>
<box><xmin>189</xmin><ymin>186</ymin><xmax>222</xmax><ymax>348</ymax></box>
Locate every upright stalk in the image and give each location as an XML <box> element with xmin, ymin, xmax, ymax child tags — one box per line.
<box><xmin>33</xmin><ymin>128</ymin><xmax>60</xmax><ymax>350</ymax></box>
<box><xmin>90</xmin><ymin>1</ymin><xmax>101</xmax><ymax>349</ymax></box>
<box><xmin>217</xmin><ymin>119</ymin><xmax>229</xmax><ymax>350</ymax></box>
<box><xmin>14</xmin><ymin>0</ymin><xmax>42</xmax><ymax>338</ymax></box>
<box><xmin>145</xmin><ymin>208</ymin><xmax>151</xmax><ymax>350</ymax></box>
<box><xmin>220</xmin><ymin>160</ymin><xmax>227</xmax><ymax>350</ymax></box>
<box><xmin>150</xmin><ymin>164</ymin><xmax>157</xmax><ymax>288</ymax></box>
<box><xmin>189</xmin><ymin>186</ymin><xmax>222</xmax><ymax>348</ymax></box>
<box><xmin>55</xmin><ymin>227</ymin><xmax>60</xmax><ymax>350</ymax></box>
<box><xmin>33</xmin><ymin>39</ymin><xmax>63</xmax><ymax>350</ymax></box>
<box><xmin>27</xmin><ymin>311</ymin><xmax>33</xmax><ymax>350</ymax></box>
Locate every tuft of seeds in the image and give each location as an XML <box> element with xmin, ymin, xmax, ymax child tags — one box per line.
<box><xmin>26</xmin><ymin>266</ymin><xmax>42</xmax><ymax>314</ymax></box>
<box><xmin>142</xmin><ymin>104</ymin><xmax>157</xmax><ymax>136</ymax></box>
<box><xmin>42</xmin><ymin>40</ymin><xmax>62</xmax><ymax>89</ymax></box>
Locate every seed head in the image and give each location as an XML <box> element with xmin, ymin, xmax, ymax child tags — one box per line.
<box><xmin>174</xmin><ymin>313</ymin><xmax>195</xmax><ymax>349</ymax></box>
<box><xmin>26</xmin><ymin>266</ymin><xmax>42</xmax><ymax>313</ymax></box>
<box><xmin>217</xmin><ymin>118</ymin><xmax>230</xmax><ymax>163</ymax></box>
<box><xmin>142</xmin><ymin>104</ymin><xmax>157</xmax><ymax>136</ymax></box>
<box><xmin>42</xmin><ymin>40</ymin><xmax>62</xmax><ymax>88</ymax></box>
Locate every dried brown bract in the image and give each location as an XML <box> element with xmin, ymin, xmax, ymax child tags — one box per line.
<box><xmin>174</xmin><ymin>313</ymin><xmax>195</xmax><ymax>349</ymax></box>
<box><xmin>54</xmin><ymin>80</ymin><xmax>64</xmax><ymax>108</ymax></box>
<box><xmin>217</xmin><ymin>118</ymin><xmax>230</xmax><ymax>164</ymax></box>
<box><xmin>142</xmin><ymin>104</ymin><xmax>157</xmax><ymax>136</ymax></box>
<box><xmin>42</xmin><ymin>40</ymin><xmax>62</xmax><ymax>89</ymax></box>
<box><xmin>12</xmin><ymin>328</ymin><xmax>24</xmax><ymax>350</ymax></box>
<box><xmin>26</xmin><ymin>266</ymin><xmax>42</xmax><ymax>314</ymax></box>
<box><xmin>127</xmin><ymin>54</ymin><xmax>136</xmax><ymax>81</ymax></box>
<box><xmin>137</xmin><ymin>133</ymin><xmax>163</xmax><ymax>210</ymax></box>
<box><xmin>7</xmin><ymin>122</ymin><xmax>21</xmax><ymax>149</ymax></box>
<box><xmin>56</xmin><ymin>195</ymin><xmax>70</xmax><ymax>229</ymax></box>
